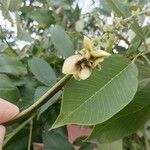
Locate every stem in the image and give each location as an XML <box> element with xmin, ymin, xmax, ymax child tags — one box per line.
<box><xmin>132</xmin><ymin>51</ymin><xmax>142</xmax><ymax>62</ymax></box>
<box><xmin>28</xmin><ymin>119</ymin><xmax>33</xmax><ymax>150</ymax></box>
<box><xmin>3</xmin><ymin>75</ymin><xmax>72</xmax><ymax>126</ymax></box>
<box><xmin>3</xmin><ymin>114</ymin><xmax>35</xmax><ymax>147</ymax></box>
<box><xmin>3</xmin><ymin>38</ymin><xmax>14</xmax><ymax>51</ymax></box>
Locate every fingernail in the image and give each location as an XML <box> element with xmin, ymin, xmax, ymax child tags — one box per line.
<box><xmin>0</xmin><ymin>125</ymin><xmax>5</xmax><ymax>150</ymax></box>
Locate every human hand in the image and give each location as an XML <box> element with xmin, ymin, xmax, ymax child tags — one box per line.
<box><xmin>0</xmin><ymin>98</ymin><xmax>19</xmax><ymax>150</ymax></box>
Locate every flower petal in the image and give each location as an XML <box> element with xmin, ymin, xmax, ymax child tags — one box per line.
<box><xmin>62</xmin><ymin>54</ymin><xmax>82</xmax><ymax>75</ymax></box>
<box><xmin>78</xmin><ymin>67</ymin><xmax>91</xmax><ymax>80</ymax></box>
<box><xmin>83</xmin><ymin>36</ymin><xmax>94</xmax><ymax>51</ymax></box>
<box><xmin>93</xmin><ymin>57</ymin><xmax>104</xmax><ymax>68</ymax></box>
<box><xmin>92</xmin><ymin>50</ymin><xmax>111</xmax><ymax>57</ymax></box>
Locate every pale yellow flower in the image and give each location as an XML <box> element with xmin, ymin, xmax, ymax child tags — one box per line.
<box><xmin>78</xmin><ymin>66</ymin><xmax>91</xmax><ymax>80</ymax></box>
<box><xmin>62</xmin><ymin>54</ymin><xmax>82</xmax><ymax>74</ymax></box>
<box><xmin>62</xmin><ymin>36</ymin><xmax>111</xmax><ymax>80</ymax></box>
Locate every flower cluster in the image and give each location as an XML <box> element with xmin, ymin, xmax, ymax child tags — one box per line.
<box><xmin>62</xmin><ymin>36</ymin><xmax>111</xmax><ymax>80</ymax></box>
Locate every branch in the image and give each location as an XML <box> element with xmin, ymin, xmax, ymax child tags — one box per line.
<box><xmin>124</xmin><ymin>9</ymin><xmax>150</xmax><ymax>23</ymax></box>
<box><xmin>3</xmin><ymin>75</ymin><xmax>72</xmax><ymax>126</ymax></box>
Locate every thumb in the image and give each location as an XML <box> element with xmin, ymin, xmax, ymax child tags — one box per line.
<box><xmin>0</xmin><ymin>125</ymin><xmax>5</xmax><ymax>150</ymax></box>
<box><xmin>0</xmin><ymin>98</ymin><xmax>19</xmax><ymax>124</ymax></box>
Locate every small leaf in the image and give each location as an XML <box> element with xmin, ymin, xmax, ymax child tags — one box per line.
<box><xmin>28</xmin><ymin>57</ymin><xmax>57</xmax><ymax>86</ymax></box>
<box><xmin>0</xmin><ymin>54</ymin><xmax>27</xmax><ymax>76</ymax></box>
<box><xmin>50</xmin><ymin>25</ymin><xmax>75</xmax><ymax>57</ymax></box>
<box><xmin>87</xmin><ymin>80</ymin><xmax>150</xmax><ymax>143</ymax></box>
<box><xmin>51</xmin><ymin>56</ymin><xmax>138</xmax><ymax>129</ymax></box>
<box><xmin>0</xmin><ymin>74</ymin><xmax>20</xmax><ymax>102</ymax></box>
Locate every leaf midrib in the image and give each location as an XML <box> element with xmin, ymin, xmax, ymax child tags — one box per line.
<box><xmin>56</xmin><ymin>62</ymin><xmax>133</xmax><ymax>125</ymax></box>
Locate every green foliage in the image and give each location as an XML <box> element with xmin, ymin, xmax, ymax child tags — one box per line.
<box><xmin>52</xmin><ymin>56</ymin><xmax>138</xmax><ymax>129</ymax></box>
<box><xmin>98</xmin><ymin>140</ymin><xmax>123</xmax><ymax>150</ymax></box>
<box><xmin>42</xmin><ymin>127</ymin><xmax>73</xmax><ymax>150</ymax></box>
<box><xmin>87</xmin><ymin>80</ymin><xmax>150</xmax><ymax>143</ymax></box>
<box><xmin>28</xmin><ymin>57</ymin><xmax>56</xmax><ymax>86</ymax></box>
<box><xmin>26</xmin><ymin>8</ymin><xmax>55</xmax><ymax>28</ymax></box>
<box><xmin>0</xmin><ymin>54</ymin><xmax>27</xmax><ymax>76</ymax></box>
<box><xmin>0</xmin><ymin>74</ymin><xmax>20</xmax><ymax>102</ymax></box>
<box><xmin>50</xmin><ymin>25</ymin><xmax>75</xmax><ymax>57</ymax></box>
<box><xmin>0</xmin><ymin>0</ymin><xmax>149</xmax><ymax>149</ymax></box>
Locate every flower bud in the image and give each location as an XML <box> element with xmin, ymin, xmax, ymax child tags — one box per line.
<box><xmin>62</xmin><ymin>36</ymin><xmax>111</xmax><ymax>80</ymax></box>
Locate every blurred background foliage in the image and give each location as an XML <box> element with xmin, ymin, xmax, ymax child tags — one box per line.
<box><xmin>0</xmin><ymin>0</ymin><xmax>150</xmax><ymax>149</ymax></box>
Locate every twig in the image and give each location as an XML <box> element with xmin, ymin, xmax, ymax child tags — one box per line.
<box><xmin>124</xmin><ymin>9</ymin><xmax>150</xmax><ymax>23</ymax></box>
<box><xmin>132</xmin><ymin>50</ymin><xmax>145</xmax><ymax>62</ymax></box>
<box><xmin>3</xmin><ymin>38</ymin><xmax>14</xmax><ymax>51</ymax></box>
<box><xmin>3</xmin><ymin>75</ymin><xmax>72</xmax><ymax>126</ymax></box>
<box><xmin>28</xmin><ymin>119</ymin><xmax>33</xmax><ymax>150</ymax></box>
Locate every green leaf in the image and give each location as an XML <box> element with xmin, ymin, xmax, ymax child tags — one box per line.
<box><xmin>18</xmin><ymin>77</ymin><xmax>37</xmax><ymax>108</ymax></box>
<box><xmin>51</xmin><ymin>56</ymin><xmax>138</xmax><ymax>129</ymax></box>
<box><xmin>42</xmin><ymin>127</ymin><xmax>73</xmax><ymax>150</ymax></box>
<box><xmin>42</xmin><ymin>104</ymin><xmax>73</xmax><ymax>150</ymax></box>
<box><xmin>26</xmin><ymin>8</ymin><xmax>55</xmax><ymax>28</ymax></box>
<box><xmin>4</xmin><ymin>128</ymin><xmax>29</xmax><ymax>150</ymax></box>
<box><xmin>98</xmin><ymin>0</ymin><xmax>112</xmax><ymax>16</ymax></box>
<box><xmin>73</xmin><ymin>138</ymin><xmax>95</xmax><ymax>150</ymax></box>
<box><xmin>34</xmin><ymin>86</ymin><xmax>60</xmax><ymax>116</ymax></box>
<box><xmin>50</xmin><ymin>25</ymin><xmax>75</xmax><ymax>57</ymax></box>
<box><xmin>86</xmin><ymin>80</ymin><xmax>150</xmax><ymax>143</ymax></box>
<box><xmin>98</xmin><ymin>140</ymin><xmax>123</xmax><ymax>150</ymax></box>
<box><xmin>0</xmin><ymin>54</ymin><xmax>27</xmax><ymax>76</ymax></box>
<box><xmin>105</xmin><ymin>0</ymin><xmax>127</xmax><ymax>17</ymax></box>
<box><xmin>0</xmin><ymin>74</ymin><xmax>20</xmax><ymax>102</ymax></box>
<box><xmin>28</xmin><ymin>57</ymin><xmax>57</xmax><ymax>86</ymax></box>
<box><xmin>73</xmin><ymin>4</ymin><xmax>81</xmax><ymax>21</ymax></box>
